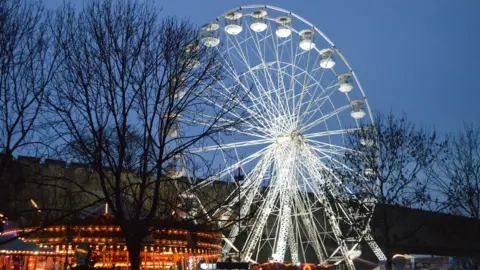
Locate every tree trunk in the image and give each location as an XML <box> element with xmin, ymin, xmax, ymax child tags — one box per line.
<box><xmin>126</xmin><ymin>237</ymin><xmax>142</xmax><ymax>270</ymax></box>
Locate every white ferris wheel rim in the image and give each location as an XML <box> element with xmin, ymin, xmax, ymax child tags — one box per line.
<box><xmin>175</xmin><ymin>4</ymin><xmax>386</xmax><ymax>267</ymax></box>
<box><xmin>212</xmin><ymin>4</ymin><xmax>375</xmax><ymax>124</ymax></box>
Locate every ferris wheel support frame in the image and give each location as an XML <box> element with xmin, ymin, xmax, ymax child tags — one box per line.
<box><xmin>168</xmin><ymin>4</ymin><xmax>389</xmax><ymax>269</ymax></box>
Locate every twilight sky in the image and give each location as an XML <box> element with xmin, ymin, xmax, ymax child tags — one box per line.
<box><xmin>43</xmin><ymin>0</ymin><xmax>480</xmax><ymax>134</ymax></box>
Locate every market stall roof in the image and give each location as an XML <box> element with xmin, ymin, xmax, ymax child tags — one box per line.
<box><xmin>0</xmin><ymin>234</ymin><xmax>54</xmax><ymax>253</ymax></box>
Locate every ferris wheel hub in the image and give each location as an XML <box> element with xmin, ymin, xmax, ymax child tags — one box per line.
<box><xmin>275</xmin><ymin>132</ymin><xmax>303</xmax><ymax>145</ymax></box>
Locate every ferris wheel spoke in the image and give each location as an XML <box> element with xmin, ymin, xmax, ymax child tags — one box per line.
<box><xmin>302</xmin><ymin>77</ymin><xmax>335</xmax><ymax>99</ymax></box>
<box><xmin>309</xmin><ymin>148</ymin><xmax>347</xmax><ymax>165</ymax></box>
<box><xmin>188</xmin><ymin>122</ymin><xmax>266</xmax><ymax>145</ymax></box>
<box><xmin>182</xmin><ymin>108</ymin><xmax>257</xmax><ymax>132</ymax></box>
<box><xmin>189</xmin><ymin>138</ymin><xmax>273</xmax><ymax>153</ymax></box>
<box><xmin>298</xmin><ymin>81</ymin><xmax>339</xmax><ymax>126</ymax></box>
<box><xmin>292</xmin><ymin>170</ymin><xmax>329</xmax><ymax>262</ymax></box>
<box><xmin>188</xmin><ymin>145</ymin><xmax>272</xmax><ymax>191</ymax></box>
<box><xmin>243</xmin><ymin>74</ymin><xmax>291</xmax><ymax>132</ymax></box>
<box><xmin>222</xmin><ymin>32</ymin><xmax>278</xmax><ymax>114</ymax></box>
<box><xmin>247</xmin><ymin>24</ymin><xmax>295</xmax><ymax>123</ymax></box>
<box><xmin>196</xmin><ymin>79</ymin><xmax>273</xmax><ymax>135</ymax></box>
<box><xmin>222</xmin><ymin>150</ymin><xmax>274</xmax><ymax>255</ymax></box>
<box><xmin>214</xmin><ymin>48</ymin><xmax>269</xmax><ymax>110</ymax></box>
<box><xmin>294</xmin><ymin>45</ymin><xmax>319</xmax><ymax>125</ymax></box>
<box><xmin>236</xmin><ymin>152</ymin><xmax>275</xmax><ymax>202</ymax></box>
<box><xmin>289</xmin><ymin>48</ymin><xmax>301</xmax><ymax>118</ymax></box>
<box><xmin>297</xmin><ymin>150</ymin><xmax>357</xmax><ymax>267</ymax></box>
<box><xmin>271</xmin><ymin>35</ymin><xmax>295</xmax><ymax>117</ymax></box>
<box><xmin>303</xmin><ymin>128</ymin><xmax>359</xmax><ymax>139</ymax></box>
<box><xmin>300</xmin><ymin>104</ymin><xmax>350</xmax><ymax>133</ymax></box>
<box><xmin>218</xmin><ymin>148</ymin><xmax>275</xmax><ymax>211</ymax></box>
<box><xmin>302</xmin><ymin>147</ymin><xmax>354</xmax><ymax>191</ymax></box>
<box><xmin>241</xmin><ymin>149</ymin><xmax>288</xmax><ymax>260</ymax></box>
<box><xmin>299</xmin><ymin>86</ymin><xmax>342</xmax><ymax>128</ymax></box>
<box><xmin>303</xmin><ymin>148</ymin><xmax>372</xmax><ymax>229</ymax></box>
<box><xmin>226</xmin><ymin>31</ymin><xmax>293</xmax><ymax>129</ymax></box>
<box><xmin>184</xmin><ymin>118</ymin><xmax>267</xmax><ymax>139</ymax></box>
<box><xmin>324</xmin><ymin>162</ymin><xmax>378</xmax><ymax>210</ymax></box>
<box><xmin>271</xmin><ymin>143</ymin><xmax>298</xmax><ymax>262</ymax></box>
<box><xmin>214</xmin><ymin>57</ymin><xmax>281</xmax><ymax>131</ymax></box>
<box><xmin>318</xmin><ymin>156</ymin><xmax>378</xmax><ymax>215</ymax></box>
<box><xmin>307</xmin><ymin>152</ymin><xmax>382</xmax><ymax>258</ymax></box>
<box><xmin>241</xmin><ymin>182</ymin><xmax>282</xmax><ymax>262</ymax></box>
<box><xmin>281</xmin><ymin>64</ymin><xmax>330</xmax><ymax>129</ymax></box>
<box><xmin>307</xmin><ymin>140</ymin><xmax>358</xmax><ymax>157</ymax></box>
<box><xmin>209</xmin><ymin>77</ymin><xmax>268</xmax><ymax>124</ymax></box>
<box><xmin>255</xmin><ymin>18</ymin><xmax>290</xmax><ymax>112</ymax></box>
<box><xmin>311</xmin><ymin>146</ymin><xmax>343</xmax><ymax>160</ymax></box>
<box><xmin>300</xmin><ymin>149</ymin><xmax>348</xmax><ymax>215</ymax></box>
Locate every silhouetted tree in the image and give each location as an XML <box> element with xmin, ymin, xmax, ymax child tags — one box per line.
<box><xmin>334</xmin><ymin>113</ymin><xmax>445</xmax><ymax>270</ymax></box>
<box><xmin>432</xmin><ymin>125</ymin><xmax>480</xmax><ymax>269</ymax></box>
<box><xmin>49</xmin><ymin>1</ymin><xmax>243</xmax><ymax>268</ymax></box>
<box><xmin>0</xmin><ymin>0</ymin><xmax>57</xmax><ymax>214</ymax></box>
<box><xmin>431</xmin><ymin>124</ymin><xmax>480</xmax><ymax>217</ymax></box>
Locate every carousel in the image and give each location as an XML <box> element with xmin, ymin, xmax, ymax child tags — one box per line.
<box><xmin>0</xmin><ymin>213</ymin><xmax>221</xmax><ymax>269</ymax></box>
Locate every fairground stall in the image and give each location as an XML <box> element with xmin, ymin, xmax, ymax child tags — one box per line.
<box><xmin>0</xmin><ymin>213</ymin><xmax>221</xmax><ymax>269</ymax></box>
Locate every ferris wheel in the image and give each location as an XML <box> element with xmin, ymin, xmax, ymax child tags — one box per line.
<box><xmin>171</xmin><ymin>5</ymin><xmax>387</xmax><ymax>269</ymax></box>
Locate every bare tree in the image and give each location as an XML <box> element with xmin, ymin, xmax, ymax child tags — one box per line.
<box><xmin>334</xmin><ymin>113</ymin><xmax>444</xmax><ymax>270</ymax></box>
<box><xmin>0</xmin><ymin>0</ymin><xmax>57</xmax><ymax>214</ymax></box>
<box><xmin>430</xmin><ymin>124</ymin><xmax>480</xmax><ymax>218</ymax></box>
<box><xmin>431</xmin><ymin>125</ymin><xmax>480</xmax><ymax>269</ymax></box>
<box><xmin>49</xmin><ymin>1</ymin><xmax>242</xmax><ymax>268</ymax></box>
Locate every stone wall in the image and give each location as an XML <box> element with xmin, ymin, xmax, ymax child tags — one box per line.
<box><xmin>370</xmin><ymin>203</ymin><xmax>480</xmax><ymax>258</ymax></box>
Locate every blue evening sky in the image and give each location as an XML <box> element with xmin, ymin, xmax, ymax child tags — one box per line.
<box><xmin>43</xmin><ymin>0</ymin><xmax>480</xmax><ymax>134</ymax></box>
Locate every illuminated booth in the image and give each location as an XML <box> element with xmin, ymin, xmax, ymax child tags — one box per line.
<box><xmin>0</xmin><ymin>214</ymin><xmax>221</xmax><ymax>269</ymax></box>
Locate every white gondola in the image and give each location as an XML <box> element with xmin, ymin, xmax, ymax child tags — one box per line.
<box><xmin>319</xmin><ymin>48</ymin><xmax>336</xmax><ymax>69</ymax></box>
<box><xmin>360</xmin><ymin>137</ymin><xmax>374</xmax><ymax>147</ymax></box>
<box><xmin>359</xmin><ymin>127</ymin><xmax>375</xmax><ymax>147</ymax></box>
<box><xmin>169</xmin><ymin>76</ymin><xmax>187</xmax><ymax>100</ymax></box>
<box><xmin>224</xmin><ymin>11</ymin><xmax>243</xmax><ymax>35</ymax></box>
<box><xmin>338</xmin><ymin>73</ymin><xmax>354</xmax><ymax>93</ymax></box>
<box><xmin>183</xmin><ymin>44</ymin><xmax>200</xmax><ymax>69</ymax></box>
<box><xmin>166</xmin><ymin>167</ymin><xmax>185</xmax><ymax>179</ymax></box>
<box><xmin>250</xmin><ymin>10</ymin><xmax>268</xmax><ymax>32</ymax></box>
<box><xmin>175</xmin><ymin>89</ymin><xmax>187</xmax><ymax>100</ymax></box>
<box><xmin>167</xmin><ymin>128</ymin><xmax>178</xmax><ymax>137</ymax></box>
<box><xmin>363</xmin><ymin>166</ymin><xmax>375</xmax><ymax>177</ymax></box>
<box><xmin>350</xmin><ymin>100</ymin><xmax>366</xmax><ymax>119</ymax></box>
<box><xmin>172</xmin><ymin>153</ymin><xmax>183</xmax><ymax>161</ymax></box>
<box><xmin>299</xmin><ymin>29</ymin><xmax>315</xmax><ymax>51</ymax></box>
<box><xmin>348</xmin><ymin>250</ymin><xmax>362</xmax><ymax>259</ymax></box>
<box><xmin>200</xmin><ymin>23</ymin><xmax>220</xmax><ymax>47</ymax></box>
<box><xmin>275</xmin><ymin>16</ymin><xmax>292</xmax><ymax>38</ymax></box>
